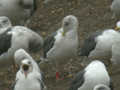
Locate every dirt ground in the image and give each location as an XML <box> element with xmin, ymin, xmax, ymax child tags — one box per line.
<box><xmin>0</xmin><ymin>0</ymin><xmax>120</xmax><ymax>90</ymax></box>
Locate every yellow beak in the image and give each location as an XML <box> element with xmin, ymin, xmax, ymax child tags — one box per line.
<box><xmin>62</xmin><ymin>31</ymin><xmax>65</xmax><ymax>36</ymax></box>
<box><xmin>115</xmin><ymin>27</ymin><xmax>120</xmax><ymax>31</ymax></box>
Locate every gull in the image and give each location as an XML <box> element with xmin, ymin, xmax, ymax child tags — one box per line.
<box><xmin>69</xmin><ymin>60</ymin><xmax>113</xmax><ymax>90</ymax></box>
<box><xmin>0</xmin><ymin>26</ymin><xmax>43</xmax><ymax>71</ymax></box>
<box><xmin>79</xmin><ymin>21</ymin><xmax>120</xmax><ymax>65</ymax></box>
<box><xmin>14</xmin><ymin>59</ymin><xmax>46</xmax><ymax>90</ymax></box>
<box><xmin>0</xmin><ymin>0</ymin><xmax>37</xmax><ymax>25</ymax></box>
<box><xmin>42</xmin><ymin>15</ymin><xmax>79</xmax><ymax>79</ymax></box>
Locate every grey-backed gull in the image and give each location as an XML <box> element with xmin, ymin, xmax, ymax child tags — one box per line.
<box><xmin>0</xmin><ymin>26</ymin><xmax>43</xmax><ymax>70</ymax></box>
<box><xmin>80</xmin><ymin>21</ymin><xmax>120</xmax><ymax>65</ymax></box>
<box><xmin>43</xmin><ymin>15</ymin><xmax>79</xmax><ymax>79</ymax></box>
<box><xmin>69</xmin><ymin>60</ymin><xmax>113</xmax><ymax>90</ymax></box>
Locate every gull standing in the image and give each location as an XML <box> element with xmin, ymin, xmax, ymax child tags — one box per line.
<box><xmin>0</xmin><ymin>0</ymin><xmax>37</xmax><ymax>25</ymax></box>
<box><xmin>14</xmin><ymin>59</ymin><xmax>46</xmax><ymax>90</ymax></box>
<box><xmin>43</xmin><ymin>15</ymin><xmax>79</xmax><ymax>79</ymax></box>
<box><xmin>69</xmin><ymin>60</ymin><xmax>113</xmax><ymax>90</ymax></box>
<box><xmin>0</xmin><ymin>26</ymin><xmax>43</xmax><ymax>70</ymax></box>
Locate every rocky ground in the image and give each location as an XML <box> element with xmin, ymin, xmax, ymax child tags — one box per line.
<box><xmin>0</xmin><ymin>0</ymin><xmax>120</xmax><ymax>90</ymax></box>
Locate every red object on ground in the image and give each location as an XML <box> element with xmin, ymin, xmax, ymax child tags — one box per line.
<box><xmin>56</xmin><ymin>72</ymin><xmax>60</xmax><ymax>80</ymax></box>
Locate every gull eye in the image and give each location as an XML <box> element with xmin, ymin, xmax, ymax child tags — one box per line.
<box><xmin>2</xmin><ymin>19</ymin><xmax>8</xmax><ymax>24</ymax></box>
<box><xmin>28</xmin><ymin>61</ymin><xmax>31</xmax><ymax>65</ymax></box>
<box><xmin>65</xmin><ymin>22</ymin><xmax>69</xmax><ymax>26</ymax></box>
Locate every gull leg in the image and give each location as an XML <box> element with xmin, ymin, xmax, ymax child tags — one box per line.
<box><xmin>56</xmin><ymin>71</ymin><xmax>60</xmax><ymax>80</ymax></box>
<box><xmin>55</xmin><ymin>62</ymin><xmax>61</xmax><ymax>81</ymax></box>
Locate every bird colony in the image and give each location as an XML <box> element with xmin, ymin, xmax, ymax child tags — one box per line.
<box><xmin>0</xmin><ymin>0</ymin><xmax>120</xmax><ymax>90</ymax></box>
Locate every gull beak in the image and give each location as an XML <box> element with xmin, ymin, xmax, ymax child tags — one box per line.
<box><xmin>24</xmin><ymin>71</ymin><xmax>28</xmax><ymax>78</ymax></box>
<box><xmin>22</xmin><ymin>64</ymin><xmax>29</xmax><ymax>78</ymax></box>
<box><xmin>115</xmin><ymin>26</ymin><xmax>120</xmax><ymax>31</ymax></box>
<box><xmin>62</xmin><ymin>31</ymin><xmax>65</xmax><ymax>36</ymax></box>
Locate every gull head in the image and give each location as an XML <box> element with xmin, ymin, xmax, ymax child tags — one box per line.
<box><xmin>21</xmin><ymin>59</ymin><xmax>33</xmax><ymax>78</ymax></box>
<box><xmin>62</xmin><ymin>15</ymin><xmax>78</xmax><ymax>36</ymax></box>
<box><xmin>14</xmin><ymin>48</ymin><xmax>32</xmax><ymax>66</ymax></box>
<box><xmin>0</xmin><ymin>16</ymin><xmax>12</xmax><ymax>29</ymax></box>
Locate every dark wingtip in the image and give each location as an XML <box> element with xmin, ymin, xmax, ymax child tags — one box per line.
<box><xmin>32</xmin><ymin>0</ymin><xmax>37</xmax><ymax>14</ymax></box>
<box><xmin>78</xmin><ymin>48</ymin><xmax>89</xmax><ymax>57</ymax></box>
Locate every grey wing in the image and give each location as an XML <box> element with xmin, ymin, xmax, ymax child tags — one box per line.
<box><xmin>43</xmin><ymin>32</ymin><xmax>57</xmax><ymax>58</ymax></box>
<box><xmin>10</xmin><ymin>79</ymin><xmax>18</xmax><ymax>90</ymax></box>
<box><xmin>80</xmin><ymin>31</ymin><xmax>102</xmax><ymax>57</ymax></box>
<box><xmin>31</xmin><ymin>0</ymin><xmax>37</xmax><ymax>15</ymax></box>
<box><xmin>69</xmin><ymin>70</ymin><xmax>85</xmax><ymax>90</ymax></box>
<box><xmin>0</xmin><ymin>28</ymin><xmax>12</xmax><ymax>55</ymax></box>
<box><xmin>19</xmin><ymin>0</ymin><xmax>35</xmax><ymax>10</ymax></box>
<box><xmin>111</xmin><ymin>0</ymin><xmax>114</xmax><ymax>2</ymax></box>
<box><xmin>37</xmin><ymin>78</ymin><xmax>46</xmax><ymax>90</ymax></box>
<box><xmin>40</xmin><ymin>71</ymin><xmax>45</xmax><ymax>82</ymax></box>
<box><xmin>36</xmin><ymin>70</ymin><xmax>46</xmax><ymax>90</ymax></box>
<box><xmin>29</xmin><ymin>38</ymin><xmax>42</xmax><ymax>53</ymax></box>
<box><xmin>109</xmin><ymin>79</ymin><xmax>114</xmax><ymax>90</ymax></box>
